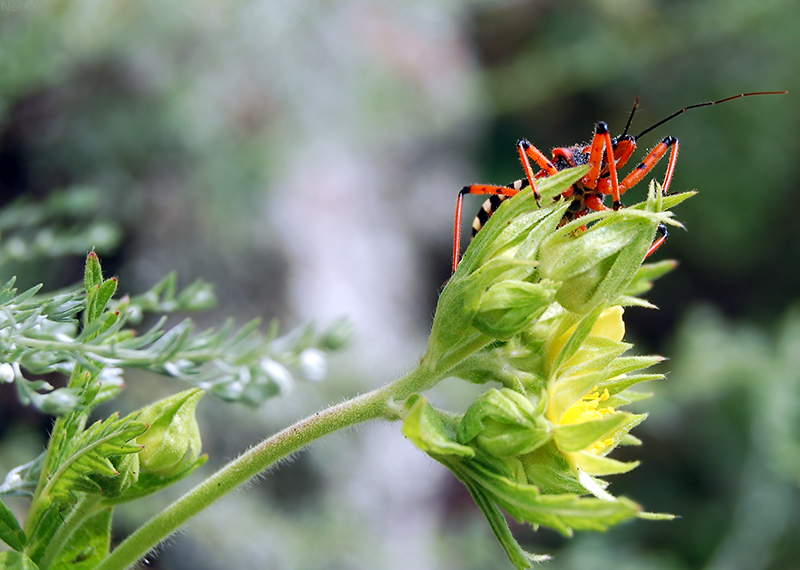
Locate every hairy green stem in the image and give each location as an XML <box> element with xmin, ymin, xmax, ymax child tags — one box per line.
<box><xmin>25</xmin><ymin>380</ymin><xmax>83</xmax><ymax>537</ymax></box>
<box><xmin>93</xmin><ymin>363</ymin><xmax>438</xmax><ymax>570</ymax></box>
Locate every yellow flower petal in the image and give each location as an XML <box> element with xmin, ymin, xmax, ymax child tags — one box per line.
<box><xmin>547</xmin><ymin>306</ymin><xmax>626</xmax><ymax>364</ymax></box>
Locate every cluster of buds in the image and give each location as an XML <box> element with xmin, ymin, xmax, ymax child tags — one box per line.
<box><xmin>404</xmin><ymin>166</ymin><xmax>689</xmax><ymax>567</ymax></box>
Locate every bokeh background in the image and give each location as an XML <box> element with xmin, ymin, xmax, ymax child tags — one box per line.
<box><xmin>1</xmin><ymin>0</ymin><xmax>799</xmax><ymax>569</ymax></box>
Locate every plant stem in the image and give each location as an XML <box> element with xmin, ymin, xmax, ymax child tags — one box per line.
<box><xmin>93</xmin><ymin>364</ymin><xmax>437</xmax><ymax>570</ymax></box>
<box><xmin>37</xmin><ymin>494</ymin><xmax>101</xmax><ymax>570</ymax></box>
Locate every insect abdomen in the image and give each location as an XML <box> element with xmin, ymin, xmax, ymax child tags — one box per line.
<box><xmin>471</xmin><ymin>178</ymin><xmax>527</xmax><ymax>237</ymax></box>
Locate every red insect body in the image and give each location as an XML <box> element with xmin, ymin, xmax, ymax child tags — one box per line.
<box><xmin>452</xmin><ymin>91</ymin><xmax>786</xmax><ymax>273</ymax></box>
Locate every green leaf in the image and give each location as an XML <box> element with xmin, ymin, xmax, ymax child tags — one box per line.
<box><xmin>597</xmin><ymin>372</ymin><xmax>664</xmax><ymax>396</ymax></box>
<box><xmin>568</xmin><ymin>451</ymin><xmax>639</xmax><ymax>476</ymax></box>
<box><xmin>604</xmin><ymin>355</ymin><xmax>665</xmax><ymax>378</ymax></box>
<box><xmin>0</xmin><ymin>453</ymin><xmax>45</xmax><ymax>498</ymax></box>
<box><xmin>0</xmin><ymin>277</ymin><xmax>18</xmax><ymax>304</ymax></box>
<box><xmin>12</xmin><ymin>284</ymin><xmax>44</xmax><ymax>306</ymax></box>
<box><xmin>0</xmin><ymin>551</ymin><xmax>39</xmax><ymax>570</ymax></box>
<box><xmin>101</xmin><ymin>454</ymin><xmax>207</xmax><ymax>506</ymax></box>
<box><xmin>403</xmin><ymin>397</ymin><xmax>475</xmax><ymax>458</ymax></box>
<box><xmin>554</xmin><ymin>412</ymin><xmax>647</xmax><ymax>453</ymax></box>
<box><xmin>0</xmin><ymin>499</ymin><xmax>26</xmax><ymax>551</ymax></box>
<box><xmin>49</xmin><ymin>508</ymin><xmax>112</xmax><ymax>570</ymax></box>
<box><xmin>457</xmin><ymin>472</ymin><xmax>546</xmax><ymax>569</ymax></box>
<box><xmin>467</xmin><ymin>462</ymin><xmax>640</xmax><ymax>535</ymax></box>
<box><xmin>623</xmin><ymin>260</ymin><xmax>678</xmax><ymax>297</ymax></box>
<box><xmin>87</xmin><ymin>278</ymin><xmax>118</xmax><ymax>324</ymax></box>
<box><xmin>40</xmin><ymin>413</ymin><xmax>147</xmax><ymax>505</ymax></box>
<box><xmin>549</xmin><ymin>304</ymin><xmax>607</xmax><ymax>375</ymax></box>
<box><xmin>84</xmin><ymin>252</ymin><xmax>103</xmax><ymax>295</ymax></box>
<box><xmin>519</xmin><ymin>443</ymin><xmax>585</xmax><ymax>494</ymax></box>
<box><xmin>629</xmin><ymin>189</ymin><xmax>696</xmax><ymax>212</ymax></box>
<box><xmin>23</xmin><ymin>504</ymin><xmax>61</xmax><ymax>564</ymax></box>
<box><xmin>557</xmin><ymin>336</ymin><xmax>631</xmax><ymax>379</ymax></box>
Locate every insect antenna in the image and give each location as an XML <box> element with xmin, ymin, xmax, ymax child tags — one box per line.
<box><xmin>620</xmin><ymin>96</ymin><xmax>640</xmax><ymax>138</ymax></box>
<box><xmin>633</xmin><ymin>91</ymin><xmax>787</xmax><ymax>140</ymax></box>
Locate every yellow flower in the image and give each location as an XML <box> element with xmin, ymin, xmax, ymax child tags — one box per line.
<box><xmin>546</xmin><ymin>306</ymin><xmax>626</xmax><ymax>425</ymax></box>
<box><xmin>559</xmin><ymin>387</ymin><xmax>615</xmax><ymax>454</ymax></box>
<box><xmin>543</xmin><ymin>305</ymin><xmax>646</xmax><ymax>481</ymax></box>
<box><xmin>547</xmin><ymin>305</ymin><xmax>625</xmax><ymax>366</ymax></box>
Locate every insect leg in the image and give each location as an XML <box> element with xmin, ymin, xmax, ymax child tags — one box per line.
<box><xmin>452</xmin><ymin>183</ymin><xmax>522</xmax><ymax>272</ymax></box>
<box><xmin>619</xmin><ymin>136</ymin><xmax>679</xmax><ymax>194</ymax></box>
<box><xmin>518</xmin><ymin>140</ymin><xmax>558</xmax><ymax>207</ymax></box>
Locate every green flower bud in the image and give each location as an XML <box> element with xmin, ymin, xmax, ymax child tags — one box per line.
<box><xmin>539</xmin><ymin>216</ymin><xmax>657</xmax><ymax>314</ymax></box>
<box><xmin>472</xmin><ymin>280</ymin><xmax>558</xmax><ymax>340</ymax></box>
<box><xmin>137</xmin><ymin>388</ymin><xmax>203</xmax><ymax>477</ymax></box>
<box><xmin>457</xmin><ymin>388</ymin><xmax>551</xmax><ymax>457</ymax></box>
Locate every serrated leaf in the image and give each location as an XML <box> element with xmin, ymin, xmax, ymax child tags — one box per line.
<box><xmin>454</xmin><ymin>469</ymin><xmax>545</xmax><ymax>570</ymax></box>
<box><xmin>41</xmin><ymin>414</ymin><xmax>147</xmax><ymax>505</ymax></box>
<box><xmin>467</xmin><ymin>462</ymin><xmax>639</xmax><ymax>535</ymax></box>
<box><xmin>101</xmin><ymin>454</ymin><xmax>207</xmax><ymax>506</ymax></box>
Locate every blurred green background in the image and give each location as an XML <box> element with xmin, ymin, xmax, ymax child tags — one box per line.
<box><xmin>1</xmin><ymin>0</ymin><xmax>799</xmax><ymax>568</ymax></box>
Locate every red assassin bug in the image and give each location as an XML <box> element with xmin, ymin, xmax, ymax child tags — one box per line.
<box><xmin>452</xmin><ymin>91</ymin><xmax>787</xmax><ymax>273</ymax></box>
